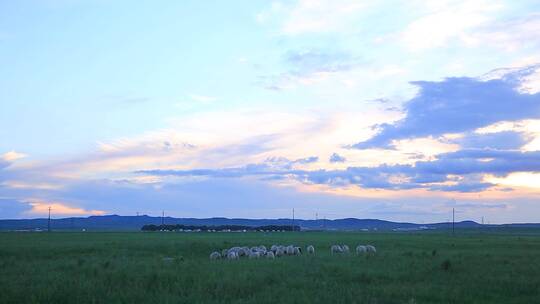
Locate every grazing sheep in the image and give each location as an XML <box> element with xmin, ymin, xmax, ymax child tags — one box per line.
<box><xmin>286</xmin><ymin>245</ymin><xmax>295</xmax><ymax>255</ymax></box>
<box><xmin>227</xmin><ymin>251</ymin><xmax>238</xmax><ymax>260</ymax></box>
<box><xmin>266</xmin><ymin>251</ymin><xmax>275</xmax><ymax>259</ymax></box>
<box><xmin>249</xmin><ymin>251</ymin><xmax>261</xmax><ymax>259</ymax></box>
<box><xmin>342</xmin><ymin>244</ymin><xmax>350</xmax><ymax>253</ymax></box>
<box><xmin>259</xmin><ymin>245</ymin><xmax>267</xmax><ymax>251</ymax></box>
<box><xmin>306</xmin><ymin>245</ymin><xmax>315</xmax><ymax>254</ymax></box>
<box><xmin>366</xmin><ymin>245</ymin><xmax>377</xmax><ymax>254</ymax></box>
<box><xmin>331</xmin><ymin>245</ymin><xmax>343</xmax><ymax>254</ymax></box>
<box><xmin>209</xmin><ymin>251</ymin><xmax>221</xmax><ymax>260</ymax></box>
<box><xmin>293</xmin><ymin>247</ymin><xmax>302</xmax><ymax>255</ymax></box>
<box><xmin>270</xmin><ymin>245</ymin><xmax>278</xmax><ymax>252</ymax></box>
<box><xmin>275</xmin><ymin>248</ymin><xmax>285</xmax><ymax>257</ymax></box>
<box><xmin>236</xmin><ymin>248</ymin><xmax>247</xmax><ymax>257</ymax></box>
<box><xmin>356</xmin><ymin>245</ymin><xmax>367</xmax><ymax>255</ymax></box>
<box><xmin>228</xmin><ymin>247</ymin><xmax>241</xmax><ymax>256</ymax></box>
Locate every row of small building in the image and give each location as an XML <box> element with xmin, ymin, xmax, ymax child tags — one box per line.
<box><xmin>210</xmin><ymin>244</ymin><xmax>376</xmax><ymax>260</ymax></box>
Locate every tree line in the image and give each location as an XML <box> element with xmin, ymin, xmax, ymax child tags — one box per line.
<box><xmin>141</xmin><ymin>224</ymin><xmax>301</xmax><ymax>232</ymax></box>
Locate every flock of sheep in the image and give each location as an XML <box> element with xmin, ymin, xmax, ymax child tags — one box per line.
<box><xmin>209</xmin><ymin>244</ymin><xmax>376</xmax><ymax>260</ymax></box>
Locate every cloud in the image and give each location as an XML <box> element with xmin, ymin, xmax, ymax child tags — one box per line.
<box><xmin>258</xmin><ymin>49</ymin><xmax>362</xmax><ymax>91</ymax></box>
<box><xmin>465</xmin><ymin>13</ymin><xmax>540</xmax><ymax>53</ymax></box>
<box><xmin>285</xmin><ymin>49</ymin><xmax>360</xmax><ymax>76</ymax></box>
<box><xmin>136</xmin><ymin>156</ymin><xmax>318</xmax><ymax>179</ymax></box>
<box><xmin>25</xmin><ymin>200</ymin><xmax>105</xmax><ymax>217</ymax></box>
<box><xmin>138</xmin><ymin>148</ymin><xmax>540</xmax><ymax>193</ymax></box>
<box><xmin>451</xmin><ymin>131</ymin><xmax>532</xmax><ymax>150</ymax></box>
<box><xmin>354</xmin><ymin>64</ymin><xmax>540</xmax><ymax>149</ymax></box>
<box><xmin>0</xmin><ymin>199</ymin><xmax>32</xmax><ymax>219</ymax></box>
<box><xmin>329</xmin><ymin>153</ymin><xmax>346</xmax><ymax>163</ymax></box>
<box><xmin>1</xmin><ymin>151</ymin><xmax>26</xmax><ymax>162</ymax></box>
<box><xmin>259</xmin><ymin>0</ymin><xmax>370</xmax><ymax>35</ymax></box>
<box><xmin>400</xmin><ymin>0</ymin><xmax>502</xmax><ymax>51</ymax></box>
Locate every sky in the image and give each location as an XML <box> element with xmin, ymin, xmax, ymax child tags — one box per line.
<box><xmin>2</xmin><ymin>0</ymin><xmax>540</xmax><ymax>223</ymax></box>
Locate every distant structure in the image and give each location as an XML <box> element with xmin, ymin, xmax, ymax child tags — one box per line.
<box><xmin>47</xmin><ymin>206</ymin><xmax>51</xmax><ymax>232</ymax></box>
<box><xmin>452</xmin><ymin>208</ymin><xmax>455</xmax><ymax>235</ymax></box>
<box><xmin>292</xmin><ymin>208</ymin><xmax>295</xmax><ymax>232</ymax></box>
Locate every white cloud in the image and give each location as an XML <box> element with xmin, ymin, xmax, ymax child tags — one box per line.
<box><xmin>1</xmin><ymin>151</ymin><xmax>27</xmax><ymax>162</ymax></box>
<box><xmin>259</xmin><ymin>0</ymin><xmax>371</xmax><ymax>35</ymax></box>
<box><xmin>401</xmin><ymin>0</ymin><xmax>503</xmax><ymax>51</ymax></box>
<box><xmin>470</xmin><ymin>13</ymin><xmax>540</xmax><ymax>52</ymax></box>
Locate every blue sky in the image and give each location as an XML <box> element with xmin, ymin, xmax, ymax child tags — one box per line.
<box><xmin>2</xmin><ymin>0</ymin><xmax>540</xmax><ymax>223</ymax></box>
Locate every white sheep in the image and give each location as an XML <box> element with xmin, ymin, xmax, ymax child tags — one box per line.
<box><xmin>293</xmin><ymin>246</ymin><xmax>302</xmax><ymax>255</ymax></box>
<box><xmin>366</xmin><ymin>245</ymin><xmax>377</xmax><ymax>254</ymax></box>
<box><xmin>259</xmin><ymin>245</ymin><xmax>267</xmax><ymax>252</ymax></box>
<box><xmin>209</xmin><ymin>251</ymin><xmax>221</xmax><ymax>260</ymax></box>
<box><xmin>331</xmin><ymin>244</ymin><xmax>343</xmax><ymax>254</ymax></box>
<box><xmin>228</xmin><ymin>247</ymin><xmax>241</xmax><ymax>256</ymax></box>
<box><xmin>306</xmin><ymin>245</ymin><xmax>315</xmax><ymax>254</ymax></box>
<box><xmin>266</xmin><ymin>251</ymin><xmax>275</xmax><ymax>259</ymax></box>
<box><xmin>236</xmin><ymin>248</ymin><xmax>247</xmax><ymax>257</ymax></box>
<box><xmin>227</xmin><ymin>251</ymin><xmax>238</xmax><ymax>260</ymax></box>
<box><xmin>342</xmin><ymin>244</ymin><xmax>350</xmax><ymax>253</ymax></box>
<box><xmin>249</xmin><ymin>251</ymin><xmax>261</xmax><ymax>259</ymax></box>
<box><xmin>356</xmin><ymin>245</ymin><xmax>367</xmax><ymax>255</ymax></box>
<box><xmin>275</xmin><ymin>247</ymin><xmax>285</xmax><ymax>257</ymax></box>
<box><xmin>286</xmin><ymin>245</ymin><xmax>295</xmax><ymax>255</ymax></box>
<box><xmin>270</xmin><ymin>245</ymin><xmax>278</xmax><ymax>252</ymax></box>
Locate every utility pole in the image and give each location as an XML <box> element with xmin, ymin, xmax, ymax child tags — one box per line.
<box><xmin>292</xmin><ymin>208</ymin><xmax>295</xmax><ymax>232</ymax></box>
<box><xmin>161</xmin><ymin>210</ymin><xmax>164</xmax><ymax>226</ymax></box>
<box><xmin>47</xmin><ymin>206</ymin><xmax>51</xmax><ymax>232</ymax></box>
<box><xmin>452</xmin><ymin>208</ymin><xmax>455</xmax><ymax>235</ymax></box>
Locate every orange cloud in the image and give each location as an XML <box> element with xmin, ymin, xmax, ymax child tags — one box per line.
<box><xmin>25</xmin><ymin>200</ymin><xmax>105</xmax><ymax>216</ymax></box>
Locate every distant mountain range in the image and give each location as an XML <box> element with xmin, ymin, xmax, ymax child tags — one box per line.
<box><xmin>2</xmin><ymin>215</ymin><xmax>540</xmax><ymax>231</ymax></box>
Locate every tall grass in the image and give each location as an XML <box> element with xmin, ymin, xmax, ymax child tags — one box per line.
<box><xmin>1</xmin><ymin>230</ymin><xmax>539</xmax><ymax>303</ymax></box>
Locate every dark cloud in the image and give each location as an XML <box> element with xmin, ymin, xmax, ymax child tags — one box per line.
<box><xmin>329</xmin><ymin>153</ymin><xmax>346</xmax><ymax>163</ymax></box>
<box><xmin>292</xmin><ymin>156</ymin><xmax>318</xmax><ymax>164</ymax></box>
<box><xmin>0</xmin><ymin>199</ymin><xmax>32</xmax><ymax>219</ymax></box>
<box><xmin>138</xmin><ymin>149</ymin><xmax>540</xmax><ymax>193</ymax></box>
<box><xmin>354</xmin><ymin>65</ymin><xmax>540</xmax><ymax>149</ymax></box>
<box><xmin>452</xmin><ymin>131</ymin><xmax>532</xmax><ymax>150</ymax></box>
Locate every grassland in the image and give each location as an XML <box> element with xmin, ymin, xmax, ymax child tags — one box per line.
<box><xmin>1</xmin><ymin>230</ymin><xmax>539</xmax><ymax>303</ymax></box>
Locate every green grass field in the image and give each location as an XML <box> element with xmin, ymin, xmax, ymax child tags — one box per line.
<box><xmin>1</xmin><ymin>230</ymin><xmax>539</xmax><ymax>303</ymax></box>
